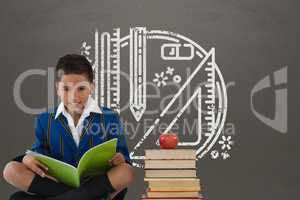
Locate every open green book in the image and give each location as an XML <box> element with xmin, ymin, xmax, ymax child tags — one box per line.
<box><xmin>26</xmin><ymin>138</ymin><xmax>117</xmax><ymax>188</ymax></box>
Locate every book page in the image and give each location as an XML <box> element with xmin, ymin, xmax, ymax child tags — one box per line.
<box><xmin>77</xmin><ymin>138</ymin><xmax>117</xmax><ymax>179</ymax></box>
<box><xmin>26</xmin><ymin>150</ymin><xmax>79</xmax><ymax>188</ymax></box>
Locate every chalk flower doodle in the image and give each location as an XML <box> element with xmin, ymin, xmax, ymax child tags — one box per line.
<box><xmin>221</xmin><ymin>151</ymin><xmax>231</xmax><ymax>160</ymax></box>
<box><xmin>153</xmin><ymin>72</ymin><xmax>169</xmax><ymax>87</ymax></box>
<box><xmin>218</xmin><ymin>136</ymin><xmax>234</xmax><ymax>150</ymax></box>
<box><xmin>80</xmin><ymin>42</ymin><xmax>92</xmax><ymax>62</ymax></box>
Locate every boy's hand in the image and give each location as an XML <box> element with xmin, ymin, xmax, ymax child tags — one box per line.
<box><xmin>108</xmin><ymin>153</ymin><xmax>125</xmax><ymax>166</ymax></box>
<box><xmin>23</xmin><ymin>155</ymin><xmax>47</xmax><ymax>177</ymax></box>
<box><xmin>22</xmin><ymin>155</ymin><xmax>57</xmax><ymax>182</ymax></box>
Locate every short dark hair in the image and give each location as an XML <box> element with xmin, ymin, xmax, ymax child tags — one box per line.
<box><xmin>55</xmin><ymin>54</ymin><xmax>94</xmax><ymax>82</ymax></box>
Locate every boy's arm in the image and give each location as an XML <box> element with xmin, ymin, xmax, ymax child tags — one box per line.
<box><xmin>108</xmin><ymin>113</ymin><xmax>132</xmax><ymax>165</ymax></box>
<box><xmin>31</xmin><ymin>115</ymin><xmax>51</xmax><ymax>156</ymax></box>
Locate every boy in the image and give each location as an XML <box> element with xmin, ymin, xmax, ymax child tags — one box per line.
<box><xmin>3</xmin><ymin>54</ymin><xmax>134</xmax><ymax>200</ymax></box>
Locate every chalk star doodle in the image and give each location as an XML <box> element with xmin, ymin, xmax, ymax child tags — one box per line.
<box><xmin>166</xmin><ymin>66</ymin><xmax>175</xmax><ymax>75</ymax></box>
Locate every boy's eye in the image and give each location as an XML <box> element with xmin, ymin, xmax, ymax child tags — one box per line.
<box><xmin>78</xmin><ymin>86</ymin><xmax>87</xmax><ymax>91</ymax></box>
<box><xmin>63</xmin><ymin>86</ymin><xmax>70</xmax><ymax>91</ymax></box>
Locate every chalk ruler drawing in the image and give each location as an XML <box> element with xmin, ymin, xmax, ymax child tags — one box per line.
<box><xmin>80</xmin><ymin>27</ymin><xmax>229</xmax><ymax>167</ymax></box>
<box><xmin>81</xmin><ymin>29</ymin><xmax>122</xmax><ymax>112</ymax></box>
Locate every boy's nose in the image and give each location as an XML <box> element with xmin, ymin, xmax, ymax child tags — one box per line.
<box><xmin>69</xmin><ymin>90</ymin><xmax>81</xmax><ymax>103</ymax></box>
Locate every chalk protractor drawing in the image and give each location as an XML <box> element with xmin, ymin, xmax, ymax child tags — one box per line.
<box><xmin>80</xmin><ymin>27</ymin><xmax>228</xmax><ymax>168</ymax></box>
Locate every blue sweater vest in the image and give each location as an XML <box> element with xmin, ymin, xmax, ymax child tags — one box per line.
<box><xmin>31</xmin><ymin>107</ymin><xmax>131</xmax><ymax>167</ymax></box>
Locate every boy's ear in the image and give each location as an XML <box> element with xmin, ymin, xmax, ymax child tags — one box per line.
<box><xmin>55</xmin><ymin>82</ymin><xmax>60</xmax><ymax>96</ymax></box>
<box><xmin>90</xmin><ymin>82</ymin><xmax>95</xmax><ymax>94</ymax></box>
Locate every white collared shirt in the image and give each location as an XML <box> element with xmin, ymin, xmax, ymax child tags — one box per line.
<box><xmin>54</xmin><ymin>96</ymin><xmax>102</xmax><ymax>146</ymax></box>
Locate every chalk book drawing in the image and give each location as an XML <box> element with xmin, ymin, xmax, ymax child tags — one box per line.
<box><xmin>80</xmin><ymin>27</ymin><xmax>231</xmax><ymax>168</ymax></box>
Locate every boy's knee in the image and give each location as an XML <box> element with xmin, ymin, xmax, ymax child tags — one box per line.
<box><xmin>118</xmin><ymin>163</ymin><xmax>135</xmax><ymax>185</ymax></box>
<box><xmin>3</xmin><ymin>161</ymin><xmax>23</xmax><ymax>183</ymax></box>
<box><xmin>108</xmin><ymin>163</ymin><xmax>135</xmax><ymax>188</ymax></box>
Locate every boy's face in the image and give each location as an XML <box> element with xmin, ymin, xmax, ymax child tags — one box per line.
<box><xmin>56</xmin><ymin>74</ymin><xmax>94</xmax><ymax>115</ymax></box>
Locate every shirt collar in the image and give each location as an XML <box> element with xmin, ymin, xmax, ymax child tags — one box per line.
<box><xmin>54</xmin><ymin>96</ymin><xmax>102</xmax><ymax>120</ymax></box>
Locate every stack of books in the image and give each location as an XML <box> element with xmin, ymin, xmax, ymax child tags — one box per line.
<box><xmin>142</xmin><ymin>149</ymin><xmax>204</xmax><ymax>200</ymax></box>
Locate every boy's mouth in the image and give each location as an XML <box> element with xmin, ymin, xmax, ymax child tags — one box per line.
<box><xmin>70</xmin><ymin>102</ymin><xmax>81</xmax><ymax>106</ymax></box>
<box><xmin>68</xmin><ymin>103</ymin><xmax>84</xmax><ymax>113</ymax></box>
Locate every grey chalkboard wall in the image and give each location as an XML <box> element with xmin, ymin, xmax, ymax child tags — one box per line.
<box><xmin>0</xmin><ymin>0</ymin><xmax>298</xmax><ymax>200</ymax></box>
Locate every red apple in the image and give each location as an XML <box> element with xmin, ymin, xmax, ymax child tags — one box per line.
<box><xmin>159</xmin><ymin>133</ymin><xmax>179</xmax><ymax>149</ymax></box>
